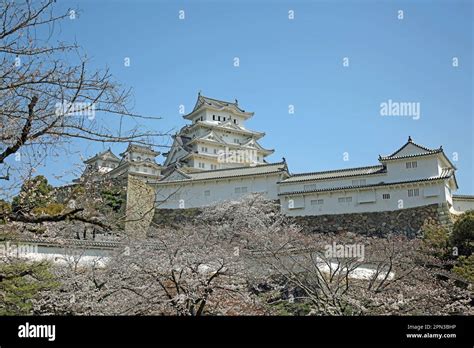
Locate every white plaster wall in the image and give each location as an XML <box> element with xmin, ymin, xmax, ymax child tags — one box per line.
<box><xmin>155</xmin><ymin>174</ymin><xmax>281</xmax><ymax>209</ymax></box>
<box><xmin>281</xmin><ymin>182</ymin><xmax>447</xmax><ymax>216</ymax></box>
<box><xmin>203</xmin><ymin>109</ymin><xmax>247</xmax><ymax>126</ymax></box>
<box><xmin>383</xmin><ymin>157</ymin><xmax>440</xmax><ymax>181</ymax></box>
<box><xmin>453</xmin><ymin>198</ymin><xmax>474</xmax><ymax>212</ymax></box>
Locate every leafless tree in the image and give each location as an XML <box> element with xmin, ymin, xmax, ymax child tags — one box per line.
<box><xmin>0</xmin><ymin>0</ymin><xmax>167</xmax><ymax>197</ymax></box>
<box><xmin>28</xmin><ymin>195</ymin><xmax>472</xmax><ymax>316</ymax></box>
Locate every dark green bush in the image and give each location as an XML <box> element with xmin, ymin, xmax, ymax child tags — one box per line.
<box><xmin>450</xmin><ymin>211</ymin><xmax>474</xmax><ymax>256</ymax></box>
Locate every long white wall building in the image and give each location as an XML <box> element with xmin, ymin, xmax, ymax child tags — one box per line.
<box><xmin>155</xmin><ymin>162</ymin><xmax>288</xmax><ymax>209</ymax></box>
<box><xmin>79</xmin><ymin>95</ymin><xmax>474</xmax><ymax>216</ymax></box>
<box><xmin>279</xmin><ymin>137</ymin><xmax>460</xmax><ymax>216</ymax></box>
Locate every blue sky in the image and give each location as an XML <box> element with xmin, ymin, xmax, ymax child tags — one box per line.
<box><xmin>33</xmin><ymin>0</ymin><xmax>473</xmax><ymax>193</ymax></box>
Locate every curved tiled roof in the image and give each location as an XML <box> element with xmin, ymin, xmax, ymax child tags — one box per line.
<box><xmin>11</xmin><ymin>237</ymin><xmax>123</xmax><ymax>249</ymax></box>
<box><xmin>379</xmin><ymin>149</ymin><xmax>442</xmax><ymax>161</ymax></box>
<box><xmin>183</xmin><ymin>94</ymin><xmax>253</xmax><ymax>119</ymax></box>
<box><xmin>388</xmin><ymin>136</ymin><xmax>438</xmax><ymax>156</ymax></box>
<box><xmin>119</xmin><ymin>143</ymin><xmax>160</xmax><ymax>157</ymax></box>
<box><xmin>453</xmin><ymin>194</ymin><xmax>474</xmax><ymax>200</ymax></box>
<box><xmin>278</xmin><ymin>173</ymin><xmax>454</xmax><ymax>196</ymax></box>
<box><xmin>155</xmin><ymin>161</ymin><xmax>288</xmax><ymax>184</ymax></box>
<box><xmin>380</xmin><ymin>136</ymin><xmax>441</xmax><ymax>160</ymax></box>
<box><xmin>280</xmin><ymin>165</ymin><xmax>386</xmax><ymax>184</ymax></box>
<box><xmin>193</xmin><ymin>94</ymin><xmax>245</xmax><ymax>113</ymax></box>
<box><xmin>83</xmin><ymin>149</ymin><xmax>120</xmax><ymax>164</ymax></box>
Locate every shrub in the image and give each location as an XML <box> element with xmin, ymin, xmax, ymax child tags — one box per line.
<box><xmin>71</xmin><ymin>185</ymin><xmax>85</xmax><ymax>198</ymax></box>
<box><xmin>0</xmin><ymin>261</ymin><xmax>58</xmax><ymax>315</ymax></box>
<box><xmin>11</xmin><ymin>176</ymin><xmax>53</xmax><ymax>213</ymax></box>
<box><xmin>0</xmin><ymin>199</ymin><xmax>12</xmax><ymax>224</ymax></box>
<box><xmin>452</xmin><ymin>255</ymin><xmax>474</xmax><ymax>283</ymax></box>
<box><xmin>450</xmin><ymin>211</ymin><xmax>474</xmax><ymax>256</ymax></box>
<box><xmin>422</xmin><ymin>223</ymin><xmax>449</xmax><ymax>257</ymax></box>
<box><xmin>101</xmin><ymin>188</ymin><xmax>125</xmax><ymax>212</ymax></box>
<box><xmin>31</xmin><ymin>203</ymin><xmax>66</xmax><ymax>216</ymax></box>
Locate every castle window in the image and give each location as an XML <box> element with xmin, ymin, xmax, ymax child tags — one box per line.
<box><xmin>210</xmin><ymin>164</ymin><xmax>217</xmax><ymax>170</ymax></box>
<box><xmin>213</xmin><ymin>115</ymin><xmax>216</xmax><ymax>120</ymax></box>
<box><xmin>137</xmin><ymin>156</ymin><xmax>141</xmax><ymax>161</ymax></box>
<box><xmin>218</xmin><ymin>116</ymin><xmax>221</xmax><ymax>121</ymax></box>
<box><xmin>234</xmin><ymin>186</ymin><xmax>248</xmax><ymax>194</ymax></box>
<box><xmin>382</xmin><ymin>193</ymin><xmax>391</xmax><ymax>200</ymax></box>
<box><xmin>223</xmin><ymin>117</ymin><xmax>226</xmax><ymax>121</ymax></box>
<box><xmin>198</xmin><ymin>162</ymin><xmax>205</xmax><ymax>169</ymax></box>
<box><xmin>311</xmin><ymin>199</ymin><xmax>324</xmax><ymax>205</ymax></box>
<box><xmin>408</xmin><ymin>188</ymin><xmax>419</xmax><ymax>197</ymax></box>
<box><xmin>234</xmin><ymin>119</ymin><xmax>237</xmax><ymax>124</ymax></box>
<box><xmin>406</xmin><ymin>161</ymin><xmax>417</xmax><ymax>169</ymax></box>
<box><xmin>338</xmin><ymin>197</ymin><xmax>352</xmax><ymax>203</ymax></box>
<box><xmin>233</xmin><ymin>138</ymin><xmax>239</xmax><ymax>144</ymax></box>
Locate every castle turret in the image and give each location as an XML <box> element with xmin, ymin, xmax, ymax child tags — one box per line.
<box><xmin>163</xmin><ymin>94</ymin><xmax>274</xmax><ymax>172</ymax></box>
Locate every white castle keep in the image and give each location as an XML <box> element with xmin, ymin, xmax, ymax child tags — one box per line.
<box><xmin>80</xmin><ymin>94</ymin><xmax>474</xmax><ymax>216</ymax></box>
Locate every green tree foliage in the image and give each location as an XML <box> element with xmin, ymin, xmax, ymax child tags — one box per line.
<box><xmin>0</xmin><ymin>200</ymin><xmax>11</xmax><ymax>224</ymax></box>
<box><xmin>0</xmin><ymin>260</ymin><xmax>57</xmax><ymax>315</ymax></box>
<box><xmin>11</xmin><ymin>176</ymin><xmax>53</xmax><ymax>213</ymax></box>
<box><xmin>452</xmin><ymin>255</ymin><xmax>474</xmax><ymax>283</ymax></box>
<box><xmin>422</xmin><ymin>223</ymin><xmax>449</xmax><ymax>258</ymax></box>
<box><xmin>450</xmin><ymin>211</ymin><xmax>474</xmax><ymax>257</ymax></box>
<box><xmin>101</xmin><ymin>188</ymin><xmax>125</xmax><ymax>212</ymax></box>
<box><xmin>31</xmin><ymin>203</ymin><xmax>66</xmax><ymax>216</ymax></box>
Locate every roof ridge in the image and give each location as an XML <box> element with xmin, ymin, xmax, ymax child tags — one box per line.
<box><xmin>199</xmin><ymin>94</ymin><xmax>237</xmax><ymax>105</ymax></box>
<box><xmin>452</xmin><ymin>194</ymin><xmax>474</xmax><ymax>199</ymax></box>
<box><xmin>379</xmin><ymin>149</ymin><xmax>442</xmax><ymax>160</ymax></box>
<box><xmin>383</xmin><ymin>137</ymin><xmax>440</xmax><ymax>158</ymax></box>
<box><xmin>290</xmin><ymin>164</ymin><xmax>385</xmax><ymax>177</ymax></box>
<box><xmin>160</xmin><ymin>167</ymin><xmax>192</xmax><ymax>181</ymax></box>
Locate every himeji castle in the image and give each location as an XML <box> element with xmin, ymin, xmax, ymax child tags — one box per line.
<box><xmin>162</xmin><ymin>93</ymin><xmax>274</xmax><ymax>173</ymax></box>
<box><xmin>80</xmin><ymin>94</ymin><xmax>474</xmax><ymax>216</ymax></box>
